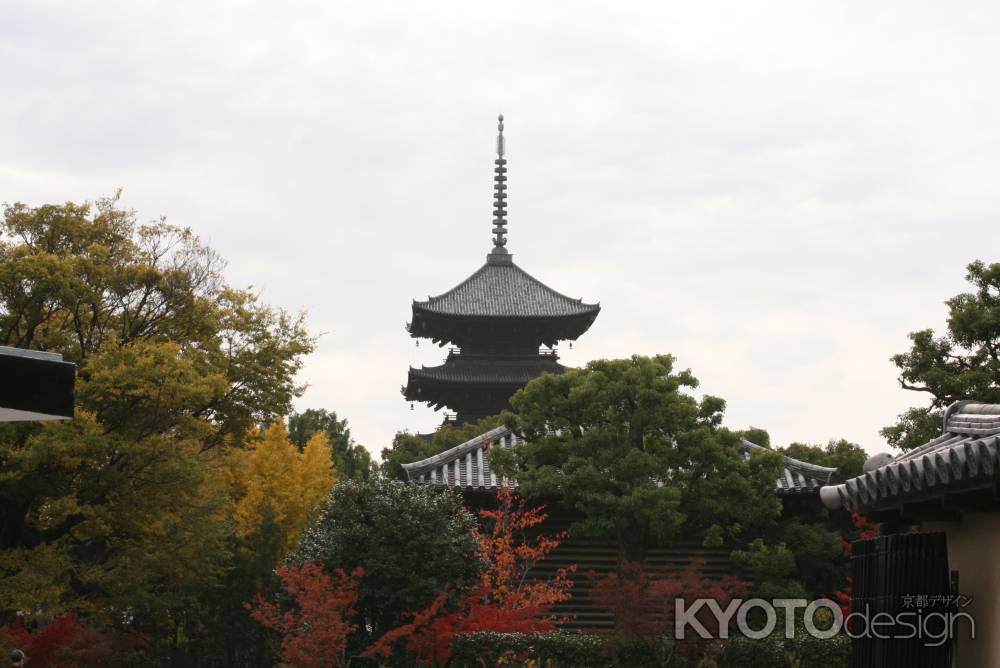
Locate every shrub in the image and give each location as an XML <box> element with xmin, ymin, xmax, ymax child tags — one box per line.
<box><xmin>717</xmin><ymin>635</ymin><xmax>785</xmax><ymax>668</ymax></box>
<box><xmin>789</xmin><ymin>629</ymin><xmax>850</xmax><ymax>667</ymax></box>
<box><xmin>290</xmin><ymin>478</ymin><xmax>479</xmax><ymax>648</ymax></box>
<box><xmin>450</xmin><ymin>631</ymin><xmax>608</xmax><ymax>667</ymax></box>
<box><xmin>717</xmin><ymin>627</ymin><xmax>850</xmax><ymax>668</ymax></box>
<box><xmin>363</xmin><ymin>486</ymin><xmax>576</xmax><ymax>665</ymax></box>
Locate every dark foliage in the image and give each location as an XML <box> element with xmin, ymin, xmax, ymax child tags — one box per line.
<box><xmin>288</xmin><ymin>408</ymin><xmax>376</xmax><ymax>481</ymax></box>
<box><xmin>289</xmin><ymin>478</ymin><xmax>480</xmax><ymax>652</ymax></box>
<box><xmin>450</xmin><ymin>631</ymin><xmax>608</xmax><ymax>668</ymax></box>
<box><xmin>882</xmin><ymin>260</ymin><xmax>1000</xmax><ymax>450</ymax></box>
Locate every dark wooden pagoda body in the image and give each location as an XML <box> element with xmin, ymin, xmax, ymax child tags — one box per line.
<box><xmin>403</xmin><ymin>117</ymin><xmax>599</xmax><ymax>424</ymax></box>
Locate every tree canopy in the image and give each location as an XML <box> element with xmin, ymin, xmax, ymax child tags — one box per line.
<box><xmin>228</xmin><ymin>421</ymin><xmax>335</xmax><ymax>554</ymax></box>
<box><xmin>0</xmin><ymin>196</ymin><xmax>313</xmax><ymax>657</ymax></box>
<box><xmin>290</xmin><ymin>478</ymin><xmax>480</xmax><ymax>650</ymax></box>
<box><xmin>882</xmin><ymin>260</ymin><xmax>1000</xmax><ymax>450</ymax></box>
<box><xmin>495</xmin><ymin>355</ymin><xmax>785</xmax><ymax>561</ymax></box>
<box><xmin>778</xmin><ymin>439</ymin><xmax>867</xmax><ymax>481</ymax></box>
<box><xmin>288</xmin><ymin>408</ymin><xmax>375</xmax><ymax>481</ymax></box>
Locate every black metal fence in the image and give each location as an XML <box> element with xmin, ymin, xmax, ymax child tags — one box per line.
<box><xmin>850</xmin><ymin>532</ymin><xmax>951</xmax><ymax>668</ymax></box>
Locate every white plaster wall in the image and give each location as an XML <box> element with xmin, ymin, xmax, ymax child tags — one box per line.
<box><xmin>925</xmin><ymin>514</ymin><xmax>1000</xmax><ymax>667</ymax></box>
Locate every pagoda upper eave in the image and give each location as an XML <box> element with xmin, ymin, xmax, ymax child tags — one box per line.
<box><xmin>408</xmin><ymin>307</ymin><xmax>599</xmax><ymax>349</ymax></box>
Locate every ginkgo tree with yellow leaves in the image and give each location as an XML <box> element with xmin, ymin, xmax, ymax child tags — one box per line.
<box><xmin>228</xmin><ymin>421</ymin><xmax>336</xmax><ymax>554</ymax></box>
<box><xmin>0</xmin><ymin>195</ymin><xmax>314</xmax><ymax>664</ymax></box>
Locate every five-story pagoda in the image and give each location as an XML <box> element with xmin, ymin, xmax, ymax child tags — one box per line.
<box><xmin>403</xmin><ymin>116</ymin><xmax>600</xmax><ymax>424</ymax></box>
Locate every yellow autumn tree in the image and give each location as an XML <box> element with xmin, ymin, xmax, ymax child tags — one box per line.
<box><xmin>230</xmin><ymin>421</ymin><xmax>336</xmax><ymax>554</ymax></box>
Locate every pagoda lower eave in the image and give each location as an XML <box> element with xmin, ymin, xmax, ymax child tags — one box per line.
<box><xmin>403</xmin><ymin>355</ymin><xmax>565</xmax><ymax>419</ymax></box>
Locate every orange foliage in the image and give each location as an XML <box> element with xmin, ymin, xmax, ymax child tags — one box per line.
<box><xmin>475</xmin><ymin>483</ymin><xmax>575</xmax><ymax>613</ymax></box>
<box><xmin>401</xmin><ymin>590</ymin><xmax>556</xmax><ymax>664</ymax></box>
<box><xmin>831</xmin><ymin>511</ymin><xmax>880</xmax><ymax>616</ymax></box>
<box><xmin>246</xmin><ymin>564</ymin><xmax>362</xmax><ymax>668</ymax></box>
<box><xmin>360</xmin><ymin>590</ymin><xmax>451</xmax><ymax>662</ymax></box>
<box><xmin>590</xmin><ymin>558</ymin><xmax>749</xmax><ymax>662</ymax></box>
<box><xmin>836</xmin><ymin>512</ymin><xmax>880</xmax><ymax>556</ymax></box>
<box><xmin>365</xmin><ymin>484</ymin><xmax>576</xmax><ymax>664</ymax></box>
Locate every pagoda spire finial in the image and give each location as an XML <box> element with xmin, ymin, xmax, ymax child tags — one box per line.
<box><xmin>488</xmin><ymin>113</ymin><xmax>512</xmax><ymax>265</ymax></box>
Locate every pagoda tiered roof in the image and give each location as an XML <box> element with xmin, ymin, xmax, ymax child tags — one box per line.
<box><xmin>413</xmin><ymin>261</ymin><xmax>600</xmax><ymax>320</ymax></box>
<box><xmin>406</xmin><ymin>355</ymin><xmax>565</xmax><ymax>387</ymax></box>
<box><xmin>409</xmin><ymin>261</ymin><xmax>600</xmax><ymax>348</ymax></box>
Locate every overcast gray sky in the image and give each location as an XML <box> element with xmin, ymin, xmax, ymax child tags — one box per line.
<box><xmin>3</xmin><ymin>1</ymin><xmax>998</xmax><ymax>456</ymax></box>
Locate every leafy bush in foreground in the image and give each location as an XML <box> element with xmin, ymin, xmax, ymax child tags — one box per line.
<box><xmin>450</xmin><ymin>631</ymin><xmax>608</xmax><ymax>668</ymax></box>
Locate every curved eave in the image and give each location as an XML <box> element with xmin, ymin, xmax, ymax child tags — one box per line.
<box><xmin>403</xmin><ymin>362</ymin><xmax>562</xmax><ymax>400</ymax></box>
<box><xmin>412</xmin><ymin>299</ymin><xmax>602</xmax><ymax>319</ymax></box>
<box><xmin>740</xmin><ymin>439</ymin><xmax>838</xmax><ymax>495</ymax></box>
<box><xmin>407</xmin><ymin>368</ymin><xmax>560</xmax><ymax>385</ymax></box>
<box><xmin>403</xmin><ymin>370</ymin><xmax>527</xmax><ymax>399</ymax></box>
<box><xmin>401</xmin><ymin>429</ymin><xmax>837</xmax><ymax>496</ymax></box>
<box><xmin>740</xmin><ymin>439</ymin><xmax>839</xmax><ymax>484</ymax></box>
<box><xmin>409</xmin><ymin>261</ymin><xmax>600</xmax><ymax>321</ymax></box>
<box><xmin>820</xmin><ymin>402</ymin><xmax>1000</xmax><ymax>513</ymax></box>
<box><xmin>402</xmin><ymin>426</ymin><xmax>512</xmax><ymax>479</ymax></box>
<box><xmin>820</xmin><ymin>435</ymin><xmax>1000</xmax><ymax>512</ymax></box>
<box><xmin>409</xmin><ymin>305</ymin><xmax>601</xmax><ymax>347</ymax></box>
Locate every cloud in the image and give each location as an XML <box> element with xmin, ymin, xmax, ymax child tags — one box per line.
<box><xmin>3</xmin><ymin>0</ymin><xmax>999</xmax><ymax>455</ymax></box>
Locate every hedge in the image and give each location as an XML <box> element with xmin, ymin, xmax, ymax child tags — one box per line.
<box><xmin>718</xmin><ymin>626</ymin><xmax>850</xmax><ymax>668</ymax></box>
<box><xmin>450</xmin><ymin>631</ymin><xmax>609</xmax><ymax>667</ymax></box>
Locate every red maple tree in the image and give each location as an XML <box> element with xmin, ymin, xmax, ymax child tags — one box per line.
<box><xmin>250</xmin><ymin>486</ymin><xmax>575</xmax><ymax>665</ymax></box>
<box><xmin>831</xmin><ymin>511</ymin><xmax>880</xmax><ymax>616</ymax></box>
<box><xmin>246</xmin><ymin>563</ymin><xmax>363</xmax><ymax>668</ymax></box>
<box><xmin>474</xmin><ymin>483</ymin><xmax>575</xmax><ymax>613</ymax></box>
<box><xmin>364</xmin><ymin>484</ymin><xmax>576</xmax><ymax>664</ymax></box>
<box><xmin>590</xmin><ymin>558</ymin><xmax>749</xmax><ymax>664</ymax></box>
<box><xmin>4</xmin><ymin>612</ymin><xmax>117</xmax><ymax>668</ymax></box>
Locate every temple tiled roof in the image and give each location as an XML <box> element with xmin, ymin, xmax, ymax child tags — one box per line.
<box><xmin>402</xmin><ymin>426</ymin><xmax>838</xmax><ymax>495</ymax></box>
<box><xmin>820</xmin><ymin>401</ymin><xmax>1000</xmax><ymax>512</ymax></box>
<box><xmin>741</xmin><ymin>439</ymin><xmax>838</xmax><ymax>494</ymax></box>
<box><xmin>403</xmin><ymin>426</ymin><xmax>517</xmax><ymax>488</ymax></box>
<box><xmin>413</xmin><ymin>262</ymin><xmax>600</xmax><ymax>319</ymax></box>
<box><xmin>407</xmin><ymin>357</ymin><xmax>565</xmax><ymax>386</ymax></box>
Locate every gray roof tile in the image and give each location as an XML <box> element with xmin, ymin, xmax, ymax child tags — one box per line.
<box><xmin>402</xmin><ymin>427</ymin><xmax>837</xmax><ymax>495</ymax></box>
<box><xmin>741</xmin><ymin>439</ymin><xmax>838</xmax><ymax>493</ymax></box>
<box><xmin>414</xmin><ymin>262</ymin><xmax>600</xmax><ymax>318</ymax></box>
<box><xmin>408</xmin><ymin>357</ymin><xmax>565</xmax><ymax>386</ymax></box>
<box><xmin>820</xmin><ymin>401</ymin><xmax>1000</xmax><ymax>512</ymax></box>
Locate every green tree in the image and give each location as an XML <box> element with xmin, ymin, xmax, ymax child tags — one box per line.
<box><xmin>0</xmin><ymin>196</ymin><xmax>313</xmax><ymax>660</ymax></box>
<box><xmin>779</xmin><ymin>439</ymin><xmax>867</xmax><ymax>481</ymax></box>
<box><xmin>882</xmin><ymin>260</ymin><xmax>1000</xmax><ymax>450</ymax></box>
<box><xmin>288</xmin><ymin>408</ymin><xmax>375</xmax><ymax>481</ymax></box>
<box><xmin>731</xmin><ymin>430</ymin><xmax>866</xmax><ymax>599</ymax></box>
<box><xmin>732</xmin><ymin>431</ymin><xmax>866</xmax><ymax>600</ymax></box>
<box><xmin>381</xmin><ymin>414</ymin><xmax>504</xmax><ymax>479</ymax></box>
<box><xmin>496</xmin><ymin>355</ymin><xmax>785</xmax><ymax>565</ymax></box>
<box><xmin>290</xmin><ymin>477</ymin><xmax>480</xmax><ymax>652</ymax></box>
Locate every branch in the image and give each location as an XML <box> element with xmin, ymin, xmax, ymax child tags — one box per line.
<box><xmin>898</xmin><ymin>381</ymin><xmax>937</xmax><ymax>395</ymax></box>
